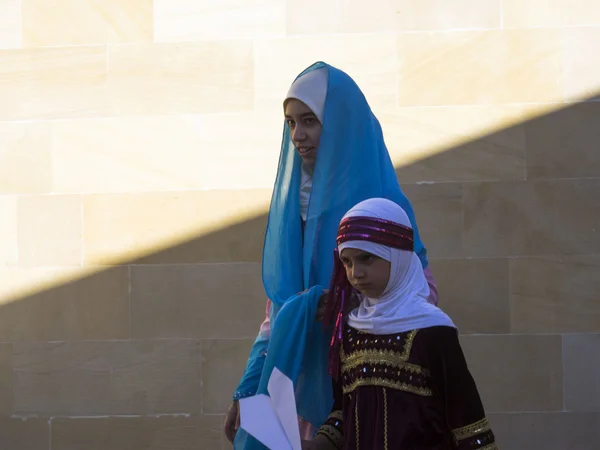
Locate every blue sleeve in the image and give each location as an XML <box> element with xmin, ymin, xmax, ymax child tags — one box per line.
<box><xmin>233</xmin><ymin>303</ymin><xmax>279</xmax><ymax>400</ymax></box>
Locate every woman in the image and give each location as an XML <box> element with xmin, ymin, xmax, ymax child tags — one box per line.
<box><xmin>306</xmin><ymin>198</ymin><xmax>496</xmax><ymax>449</ymax></box>
<box><xmin>224</xmin><ymin>62</ymin><xmax>439</xmax><ymax>449</ymax></box>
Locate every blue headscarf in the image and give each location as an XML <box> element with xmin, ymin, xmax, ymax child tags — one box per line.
<box><xmin>234</xmin><ymin>62</ymin><xmax>428</xmax><ymax>449</ymax></box>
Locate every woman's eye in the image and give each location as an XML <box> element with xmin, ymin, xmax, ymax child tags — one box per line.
<box><xmin>286</xmin><ymin>120</ymin><xmax>295</xmax><ymax>127</ymax></box>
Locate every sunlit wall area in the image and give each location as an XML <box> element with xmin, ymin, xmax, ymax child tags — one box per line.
<box><xmin>0</xmin><ymin>1</ymin><xmax>599</xmax><ymax>448</ymax></box>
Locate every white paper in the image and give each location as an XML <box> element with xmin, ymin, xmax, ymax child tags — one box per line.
<box><xmin>268</xmin><ymin>368</ymin><xmax>301</xmax><ymax>450</ymax></box>
<box><xmin>239</xmin><ymin>394</ymin><xmax>292</xmax><ymax>450</ymax></box>
<box><xmin>239</xmin><ymin>367</ymin><xmax>301</xmax><ymax>450</ymax></box>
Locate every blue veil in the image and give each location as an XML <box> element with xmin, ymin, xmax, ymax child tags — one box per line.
<box><xmin>234</xmin><ymin>62</ymin><xmax>428</xmax><ymax>449</ymax></box>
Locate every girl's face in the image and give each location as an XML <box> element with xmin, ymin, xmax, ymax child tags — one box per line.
<box><xmin>339</xmin><ymin>248</ymin><xmax>391</xmax><ymax>299</ymax></box>
<box><xmin>284</xmin><ymin>99</ymin><xmax>322</xmax><ymax>167</ymax></box>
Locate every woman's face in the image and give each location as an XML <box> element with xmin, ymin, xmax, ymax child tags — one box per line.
<box><xmin>284</xmin><ymin>99</ymin><xmax>322</xmax><ymax>167</ymax></box>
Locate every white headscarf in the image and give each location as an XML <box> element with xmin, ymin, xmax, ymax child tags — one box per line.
<box><xmin>339</xmin><ymin>198</ymin><xmax>455</xmax><ymax>335</ymax></box>
<box><xmin>284</xmin><ymin>68</ymin><xmax>328</xmax><ymax>222</ymax></box>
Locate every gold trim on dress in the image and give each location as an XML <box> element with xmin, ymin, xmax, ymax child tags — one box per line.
<box><xmin>342</xmin><ymin>355</ymin><xmax>429</xmax><ymax>375</ymax></box>
<box><xmin>355</xmin><ymin>393</ymin><xmax>360</xmax><ymax>450</ymax></box>
<box><xmin>452</xmin><ymin>417</ymin><xmax>491</xmax><ymax>441</ymax></box>
<box><xmin>342</xmin><ymin>329</ymin><xmax>418</xmax><ymax>364</ymax></box>
<box><xmin>328</xmin><ymin>410</ymin><xmax>343</xmax><ymax>422</ymax></box>
<box><xmin>383</xmin><ymin>388</ymin><xmax>388</xmax><ymax>450</ymax></box>
<box><xmin>343</xmin><ymin>377</ymin><xmax>432</xmax><ymax>396</ymax></box>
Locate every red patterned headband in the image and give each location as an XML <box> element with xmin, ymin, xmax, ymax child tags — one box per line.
<box><xmin>336</xmin><ymin>216</ymin><xmax>414</xmax><ymax>252</ymax></box>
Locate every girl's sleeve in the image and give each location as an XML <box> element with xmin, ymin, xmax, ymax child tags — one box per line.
<box><xmin>427</xmin><ymin>328</ymin><xmax>497</xmax><ymax>450</ymax></box>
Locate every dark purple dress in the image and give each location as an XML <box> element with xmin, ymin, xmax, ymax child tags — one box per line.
<box><xmin>316</xmin><ymin>326</ymin><xmax>497</xmax><ymax>450</ymax></box>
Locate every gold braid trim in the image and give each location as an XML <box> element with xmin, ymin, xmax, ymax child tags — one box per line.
<box><xmin>342</xmin><ymin>353</ymin><xmax>430</xmax><ymax>375</ymax></box>
<box><xmin>341</xmin><ymin>330</ymin><xmax>418</xmax><ymax>364</ymax></box>
<box><xmin>343</xmin><ymin>377</ymin><xmax>432</xmax><ymax>396</ymax></box>
<box><xmin>383</xmin><ymin>388</ymin><xmax>388</xmax><ymax>450</ymax></box>
<box><xmin>316</xmin><ymin>425</ymin><xmax>343</xmax><ymax>450</ymax></box>
<box><xmin>328</xmin><ymin>410</ymin><xmax>343</xmax><ymax>422</ymax></box>
<box><xmin>452</xmin><ymin>417</ymin><xmax>492</xmax><ymax>441</ymax></box>
<box><xmin>355</xmin><ymin>393</ymin><xmax>360</xmax><ymax>450</ymax></box>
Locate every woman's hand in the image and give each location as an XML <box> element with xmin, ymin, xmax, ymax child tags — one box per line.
<box><xmin>223</xmin><ymin>400</ymin><xmax>240</xmax><ymax>444</ymax></box>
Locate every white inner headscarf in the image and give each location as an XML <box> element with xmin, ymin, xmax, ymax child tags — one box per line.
<box><xmin>284</xmin><ymin>68</ymin><xmax>328</xmax><ymax>222</ymax></box>
<box><xmin>340</xmin><ymin>198</ymin><xmax>456</xmax><ymax>335</ymax></box>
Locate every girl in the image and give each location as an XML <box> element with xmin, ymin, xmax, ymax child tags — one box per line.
<box><xmin>225</xmin><ymin>62</ymin><xmax>440</xmax><ymax>449</ymax></box>
<box><xmin>306</xmin><ymin>198</ymin><xmax>496</xmax><ymax>450</ymax></box>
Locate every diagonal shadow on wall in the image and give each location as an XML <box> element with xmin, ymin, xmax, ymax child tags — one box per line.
<box><xmin>1</xmin><ymin>97</ymin><xmax>599</xmax><ymax>449</ymax></box>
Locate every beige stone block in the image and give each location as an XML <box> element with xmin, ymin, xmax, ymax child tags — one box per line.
<box><xmin>17</xmin><ymin>195</ymin><xmax>82</xmax><ymax>266</ymax></box>
<box><xmin>130</xmin><ymin>264</ymin><xmax>265</xmax><ymax>339</ymax></box>
<box><xmin>0</xmin><ymin>0</ymin><xmax>21</xmax><ymax>49</ymax></box>
<box><xmin>110</xmin><ymin>340</ymin><xmax>202</xmax><ymax>414</ymax></box>
<box><xmin>0</xmin><ymin>266</ymin><xmax>130</xmax><ymax>341</ymax></box>
<box><xmin>0</xmin><ymin>418</ymin><xmax>49</xmax><ymax>450</ymax></box>
<box><xmin>0</xmin><ymin>197</ymin><xmax>17</xmax><ymax>265</ymax></box>
<box><xmin>429</xmin><ymin>258</ymin><xmax>510</xmax><ymax>334</ymax></box>
<box><xmin>13</xmin><ymin>341</ymin><xmax>113</xmax><ymax>415</ymax></box>
<box><xmin>0</xmin><ymin>344</ymin><xmax>13</xmax><ymax>415</ymax></box>
<box><xmin>14</xmin><ymin>340</ymin><xmax>201</xmax><ymax>416</ymax></box>
<box><xmin>52</xmin><ymin>113</ymin><xmax>282</xmax><ymax>194</ymax></box>
<box><xmin>397</xmin><ymin>29</ymin><xmax>563</xmax><ymax>106</ymax></box>
<box><xmin>107</xmin><ymin>42</ymin><xmax>253</xmax><ymax>116</ymax></box>
<box><xmin>394</xmin><ymin>0</ymin><xmax>501</xmax><ymax>31</ymax></box>
<box><xmin>503</xmin><ymin>0</ymin><xmax>600</xmax><ymax>28</ymax></box>
<box><xmin>461</xmin><ymin>335</ymin><xmax>563</xmax><ymax>412</ymax></box>
<box><xmin>286</xmin><ymin>0</ymin><xmax>396</xmax><ymax>35</ymax></box>
<box><xmin>83</xmin><ymin>190</ymin><xmax>271</xmax><ymax>265</ymax></box>
<box><xmin>0</xmin><ymin>122</ymin><xmax>53</xmax><ymax>194</ymax></box>
<box><xmin>526</xmin><ymin>102</ymin><xmax>600</xmax><ymax>179</ymax></box>
<box><xmin>0</xmin><ymin>46</ymin><xmax>108</xmax><ymax>120</ymax></box>
<box><xmin>463</xmin><ymin>180</ymin><xmax>600</xmax><ymax>257</ymax></box>
<box><xmin>384</xmin><ymin>106</ymin><xmax>527</xmax><ymax>183</ymax></box>
<box><xmin>201</xmin><ymin>339</ymin><xmax>255</xmax><ymax>414</ymax></box>
<box><xmin>254</xmin><ymin>34</ymin><xmax>398</xmax><ymax>113</ymax></box>
<box><xmin>51</xmin><ymin>415</ymin><xmax>222</xmax><ymax>450</ymax></box>
<box><xmin>563</xmin><ymin>334</ymin><xmax>600</xmax><ymax>412</ymax></box>
<box><xmin>563</xmin><ymin>28</ymin><xmax>600</xmax><ymax>102</ymax></box>
<box><xmin>401</xmin><ymin>184</ymin><xmax>463</xmax><ymax>258</ymax></box>
<box><xmin>155</xmin><ymin>0</ymin><xmax>285</xmax><ymax>41</ymax></box>
<box><xmin>23</xmin><ymin>0</ymin><xmax>152</xmax><ymax>47</ymax></box>
<box><xmin>489</xmin><ymin>412</ymin><xmax>600</xmax><ymax>450</ymax></box>
<box><xmin>510</xmin><ymin>256</ymin><xmax>600</xmax><ymax>333</ymax></box>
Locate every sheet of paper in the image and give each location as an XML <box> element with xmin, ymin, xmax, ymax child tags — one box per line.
<box><xmin>239</xmin><ymin>394</ymin><xmax>292</xmax><ymax>450</ymax></box>
<box><xmin>267</xmin><ymin>367</ymin><xmax>301</xmax><ymax>450</ymax></box>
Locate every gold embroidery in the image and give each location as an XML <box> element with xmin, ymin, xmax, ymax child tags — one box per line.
<box><xmin>342</xmin><ymin>355</ymin><xmax>429</xmax><ymax>375</ymax></box>
<box><xmin>452</xmin><ymin>417</ymin><xmax>491</xmax><ymax>441</ymax></box>
<box><xmin>355</xmin><ymin>392</ymin><xmax>360</xmax><ymax>450</ymax></box>
<box><xmin>328</xmin><ymin>410</ymin><xmax>343</xmax><ymax>422</ymax></box>
<box><xmin>343</xmin><ymin>377</ymin><xmax>432</xmax><ymax>396</ymax></box>
<box><xmin>383</xmin><ymin>388</ymin><xmax>388</xmax><ymax>450</ymax></box>
<box><xmin>342</xmin><ymin>329</ymin><xmax>418</xmax><ymax>364</ymax></box>
<box><xmin>317</xmin><ymin>425</ymin><xmax>343</xmax><ymax>449</ymax></box>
